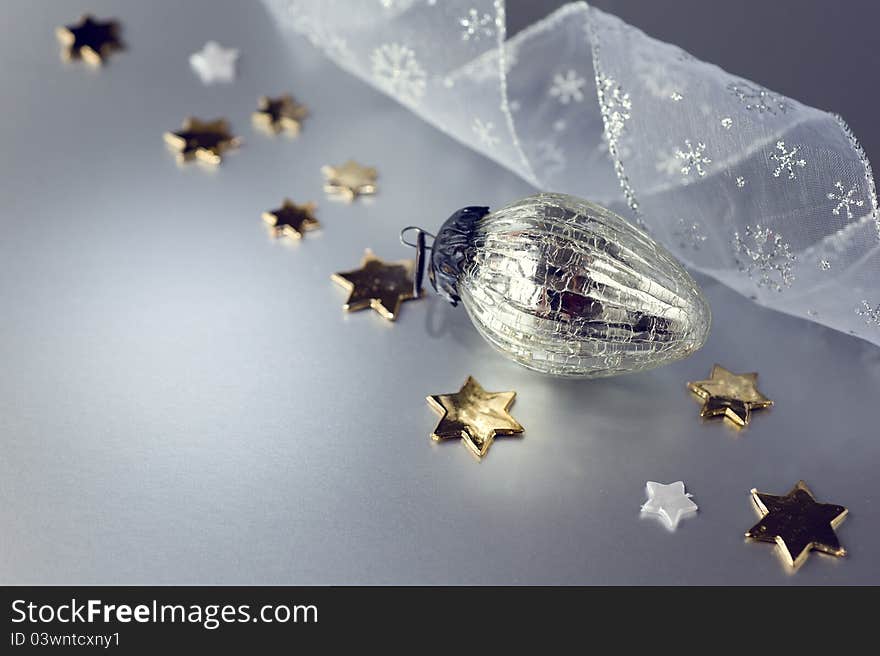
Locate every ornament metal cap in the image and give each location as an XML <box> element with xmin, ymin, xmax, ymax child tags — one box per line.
<box><xmin>402</xmin><ymin>193</ymin><xmax>711</xmax><ymax>377</ymax></box>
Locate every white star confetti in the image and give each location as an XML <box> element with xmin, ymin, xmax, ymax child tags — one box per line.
<box><xmin>641</xmin><ymin>481</ymin><xmax>698</xmax><ymax>530</ymax></box>
<box><xmin>189</xmin><ymin>41</ymin><xmax>239</xmax><ymax>84</ymax></box>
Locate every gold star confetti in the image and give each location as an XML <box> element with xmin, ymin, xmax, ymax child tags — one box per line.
<box><xmin>262</xmin><ymin>199</ymin><xmax>319</xmax><ymax>240</ymax></box>
<box><xmin>746</xmin><ymin>481</ymin><xmax>848</xmax><ymax>569</ymax></box>
<box><xmin>56</xmin><ymin>14</ymin><xmax>123</xmax><ymax>65</ymax></box>
<box><xmin>687</xmin><ymin>364</ymin><xmax>772</xmax><ymax>428</ymax></box>
<box><xmin>331</xmin><ymin>250</ymin><xmax>416</xmax><ymax>321</ymax></box>
<box><xmin>322</xmin><ymin>160</ymin><xmax>377</xmax><ymax>201</ymax></box>
<box><xmin>163</xmin><ymin>118</ymin><xmax>240</xmax><ymax>165</ymax></box>
<box><xmin>427</xmin><ymin>376</ymin><xmax>524</xmax><ymax>458</ymax></box>
<box><xmin>252</xmin><ymin>95</ymin><xmax>309</xmax><ymax>135</ymax></box>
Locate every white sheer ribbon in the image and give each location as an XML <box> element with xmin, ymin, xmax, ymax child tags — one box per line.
<box><xmin>264</xmin><ymin>0</ymin><xmax>880</xmax><ymax>345</ymax></box>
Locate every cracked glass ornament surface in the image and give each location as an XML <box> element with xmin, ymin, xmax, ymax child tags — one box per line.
<box><xmin>429</xmin><ymin>193</ymin><xmax>711</xmax><ymax>377</ymax></box>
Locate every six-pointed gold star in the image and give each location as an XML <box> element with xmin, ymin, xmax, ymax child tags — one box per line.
<box><xmin>262</xmin><ymin>199</ymin><xmax>320</xmax><ymax>240</ymax></box>
<box><xmin>746</xmin><ymin>481</ymin><xmax>848</xmax><ymax>569</ymax></box>
<box><xmin>331</xmin><ymin>250</ymin><xmax>417</xmax><ymax>320</ymax></box>
<box><xmin>687</xmin><ymin>364</ymin><xmax>773</xmax><ymax>428</ymax></box>
<box><xmin>427</xmin><ymin>376</ymin><xmax>524</xmax><ymax>458</ymax></box>
<box><xmin>164</xmin><ymin>118</ymin><xmax>241</xmax><ymax>165</ymax></box>
<box><xmin>56</xmin><ymin>14</ymin><xmax>123</xmax><ymax>66</ymax></box>
<box><xmin>253</xmin><ymin>95</ymin><xmax>309</xmax><ymax>135</ymax></box>
<box><xmin>322</xmin><ymin>160</ymin><xmax>378</xmax><ymax>201</ymax></box>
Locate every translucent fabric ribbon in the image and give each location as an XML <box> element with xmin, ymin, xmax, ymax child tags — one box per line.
<box><xmin>264</xmin><ymin>0</ymin><xmax>880</xmax><ymax>345</ymax></box>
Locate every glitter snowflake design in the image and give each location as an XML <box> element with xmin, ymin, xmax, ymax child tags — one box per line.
<box><xmin>770</xmin><ymin>140</ymin><xmax>806</xmax><ymax>180</ymax></box>
<box><xmin>670</xmin><ymin>91</ymin><xmax>683</xmax><ymax>102</ymax></box>
<box><xmin>596</xmin><ymin>73</ymin><xmax>631</xmax><ymax>144</ymax></box>
<box><xmin>733</xmin><ymin>225</ymin><xmax>796</xmax><ymax>291</ymax></box>
<box><xmin>820</xmin><ymin>259</ymin><xmax>832</xmax><ymax>271</ymax></box>
<box><xmin>826</xmin><ymin>181</ymin><xmax>864</xmax><ymax>219</ymax></box>
<box><xmin>727</xmin><ymin>81</ymin><xmax>792</xmax><ymax>115</ymax></box>
<box><xmin>673</xmin><ymin>218</ymin><xmax>707</xmax><ymax>250</ymax></box>
<box><xmin>675</xmin><ymin>139</ymin><xmax>711</xmax><ymax>178</ymax></box>
<box><xmin>459</xmin><ymin>8</ymin><xmax>494</xmax><ymax>41</ymax></box>
<box><xmin>549</xmin><ymin>70</ymin><xmax>587</xmax><ymax>104</ymax></box>
<box><xmin>857</xmin><ymin>300</ymin><xmax>880</xmax><ymax>327</ymax></box>
<box><xmin>721</xmin><ymin>117</ymin><xmax>733</xmax><ymax>129</ymax></box>
<box><xmin>471</xmin><ymin>118</ymin><xmax>499</xmax><ymax>148</ymax></box>
<box><xmin>735</xmin><ymin>176</ymin><xmax>747</xmax><ymax>188</ymax></box>
<box><xmin>595</xmin><ymin>71</ymin><xmax>639</xmax><ymax>217</ymax></box>
<box><xmin>634</xmin><ymin>57</ymin><xmax>684</xmax><ymax>99</ymax></box>
<box><xmin>532</xmin><ymin>138</ymin><xmax>566</xmax><ymax>179</ymax></box>
<box><xmin>371</xmin><ymin>43</ymin><xmax>426</xmax><ymax>105</ymax></box>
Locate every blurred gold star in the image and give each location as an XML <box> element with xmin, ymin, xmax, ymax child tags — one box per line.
<box><xmin>687</xmin><ymin>364</ymin><xmax>772</xmax><ymax>428</ymax></box>
<box><xmin>56</xmin><ymin>14</ymin><xmax>123</xmax><ymax>65</ymax></box>
<box><xmin>331</xmin><ymin>250</ymin><xmax>416</xmax><ymax>320</ymax></box>
<box><xmin>164</xmin><ymin>118</ymin><xmax>240</xmax><ymax>165</ymax></box>
<box><xmin>427</xmin><ymin>376</ymin><xmax>524</xmax><ymax>458</ymax></box>
<box><xmin>252</xmin><ymin>95</ymin><xmax>309</xmax><ymax>135</ymax></box>
<box><xmin>262</xmin><ymin>199</ymin><xmax>319</xmax><ymax>240</ymax></box>
<box><xmin>322</xmin><ymin>160</ymin><xmax>377</xmax><ymax>201</ymax></box>
<box><xmin>746</xmin><ymin>481</ymin><xmax>848</xmax><ymax>569</ymax></box>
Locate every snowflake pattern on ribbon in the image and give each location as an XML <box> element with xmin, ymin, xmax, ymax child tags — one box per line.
<box><xmin>459</xmin><ymin>8</ymin><xmax>494</xmax><ymax>41</ymax></box>
<box><xmin>371</xmin><ymin>43</ymin><xmax>426</xmax><ymax>105</ymax></box>
<box><xmin>674</xmin><ymin>219</ymin><xmax>707</xmax><ymax>250</ymax></box>
<box><xmin>857</xmin><ymin>300</ymin><xmax>880</xmax><ymax>327</ymax></box>
<box><xmin>676</xmin><ymin>139</ymin><xmax>711</xmax><ymax>178</ymax></box>
<box><xmin>269</xmin><ymin>0</ymin><xmax>880</xmax><ymax>347</ymax></box>
<box><xmin>472</xmin><ymin>117</ymin><xmax>499</xmax><ymax>147</ymax></box>
<box><xmin>727</xmin><ymin>80</ymin><xmax>792</xmax><ymax>115</ymax></box>
<box><xmin>770</xmin><ymin>140</ymin><xmax>806</xmax><ymax>181</ymax></box>
<box><xmin>733</xmin><ymin>225</ymin><xmax>797</xmax><ymax>291</ymax></box>
<box><xmin>549</xmin><ymin>69</ymin><xmax>587</xmax><ymax>104</ymax></box>
<box><xmin>827</xmin><ymin>181</ymin><xmax>864</xmax><ymax>219</ymax></box>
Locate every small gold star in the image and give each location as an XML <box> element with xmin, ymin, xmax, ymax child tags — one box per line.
<box><xmin>331</xmin><ymin>250</ymin><xmax>416</xmax><ymax>321</ymax></box>
<box><xmin>746</xmin><ymin>481</ymin><xmax>848</xmax><ymax>569</ymax></box>
<box><xmin>427</xmin><ymin>376</ymin><xmax>524</xmax><ymax>458</ymax></box>
<box><xmin>56</xmin><ymin>15</ymin><xmax>123</xmax><ymax>66</ymax></box>
<box><xmin>687</xmin><ymin>364</ymin><xmax>772</xmax><ymax>428</ymax></box>
<box><xmin>163</xmin><ymin>118</ymin><xmax>240</xmax><ymax>165</ymax></box>
<box><xmin>252</xmin><ymin>95</ymin><xmax>309</xmax><ymax>135</ymax></box>
<box><xmin>262</xmin><ymin>199</ymin><xmax>319</xmax><ymax>240</ymax></box>
<box><xmin>322</xmin><ymin>160</ymin><xmax>377</xmax><ymax>201</ymax></box>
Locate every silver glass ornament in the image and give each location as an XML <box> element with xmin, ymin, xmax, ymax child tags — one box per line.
<box><xmin>404</xmin><ymin>193</ymin><xmax>711</xmax><ymax>377</ymax></box>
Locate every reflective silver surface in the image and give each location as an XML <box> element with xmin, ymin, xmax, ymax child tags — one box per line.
<box><xmin>461</xmin><ymin>193</ymin><xmax>710</xmax><ymax>376</ymax></box>
<box><xmin>1</xmin><ymin>0</ymin><xmax>879</xmax><ymax>585</ymax></box>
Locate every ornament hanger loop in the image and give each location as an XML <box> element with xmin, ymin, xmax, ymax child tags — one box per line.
<box><xmin>399</xmin><ymin>226</ymin><xmax>435</xmax><ymax>249</ymax></box>
<box><xmin>399</xmin><ymin>226</ymin><xmax>435</xmax><ymax>299</ymax></box>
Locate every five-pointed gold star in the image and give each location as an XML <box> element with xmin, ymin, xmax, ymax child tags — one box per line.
<box><xmin>331</xmin><ymin>250</ymin><xmax>417</xmax><ymax>320</ymax></box>
<box><xmin>687</xmin><ymin>364</ymin><xmax>772</xmax><ymax>428</ymax></box>
<box><xmin>746</xmin><ymin>481</ymin><xmax>848</xmax><ymax>569</ymax></box>
<box><xmin>427</xmin><ymin>376</ymin><xmax>524</xmax><ymax>458</ymax></box>
<box><xmin>252</xmin><ymin>95</ymin><xmax>309</xmax><ymax>135</ymax></box>
<box><xmin>322</xmin><ymin>160</ymin><xmax>378</xmax><ymax>201</ymax></box>
<box><xmin>262</xmin><ymin>199</ymin><xmax>319</xmax><ymax>240</ymax></box>
<box><xmin>56</xmin><ymin>14</ymin><xmax>123</xmax><ymax>65</ymax></box>
<box><xmin>164</xmin><ymin>118</ymin><xmax>241</xmax><ymax>165</ymax></box>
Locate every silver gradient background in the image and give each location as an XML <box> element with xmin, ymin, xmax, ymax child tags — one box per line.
<box><xmin>1</xmin><ymin>0</ymin><xmax>878</xmax><ymax>585</ymax></box>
